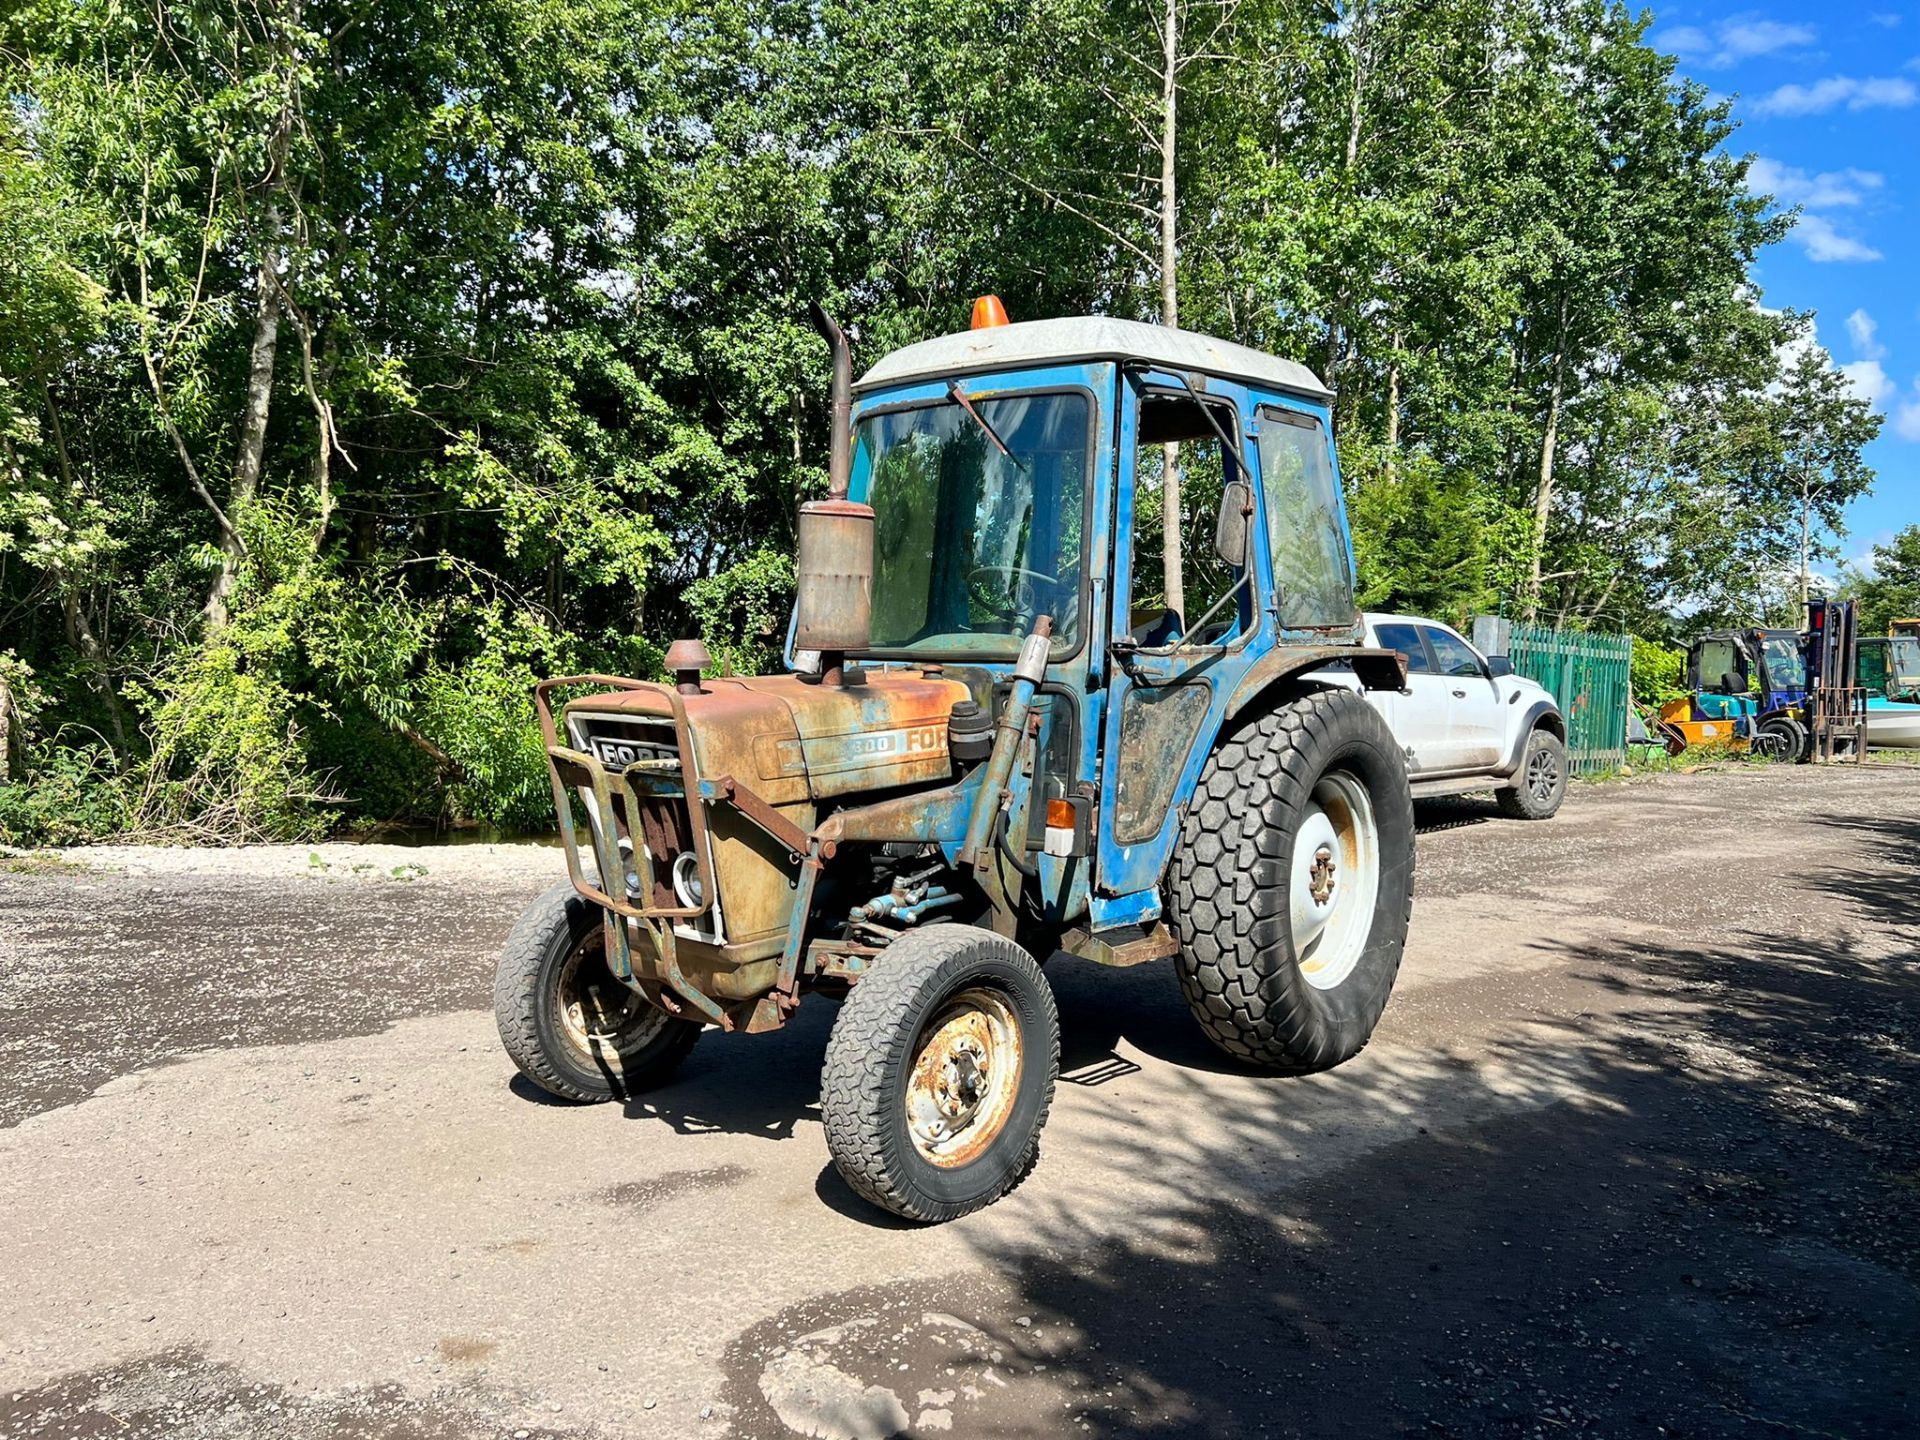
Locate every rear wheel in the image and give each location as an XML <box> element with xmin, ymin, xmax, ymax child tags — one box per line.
<box><xmin>1168</xmin><ymin>688</ymin><xmax>1414</xmax><ymax>1072</ymax></box>
<box><xmin>1496</xmin><ymin>727</ymin><xmax>1568</xmax><ymax>820</ymax></box>
<box><xmin>820</xmin><ymin>927</ymin><xmax>1058</xmax><ymax>1222</ymax></box>
<box><xmin>494</xmin><ymin>882</ymin><xmax>701</xmax><ymax>1102</ymax></box>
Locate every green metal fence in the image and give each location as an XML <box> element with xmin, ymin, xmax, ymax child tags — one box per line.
<box><xmin>1504</xmin><ymin>621</ymin><xmax>1634</xmax><ymax>776</ymax></box>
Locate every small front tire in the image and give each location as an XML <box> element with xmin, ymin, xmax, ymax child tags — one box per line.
<box><xmin>1496</xmin><ymin>727</ymin><xmax>1568</xmax><ymax>820</ymax></box>
<box><xmin>494</xmin><ymin>882</ymin><xmax>702</xmax><ymax>1102</ymax></box>
<box><xmin>821</xmin><ymin>927</ymin><xmax>1059</xmax><ymax>1223</ymax></box>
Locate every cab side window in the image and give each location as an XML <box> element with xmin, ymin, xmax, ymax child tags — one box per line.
<box><xmin>1373</xmin><ymin>622</ymin><xmax>1431</xmax><ymax>674</ymax></box>
<box><xmin>1255</xmin><ymin>408</ymin><xmax>1354</xmax><ymax>629</ymax></box>
<box><xmin>1423</xmin><ymin>628</ymin><xmax>1485</xmax><ymax>678</ymax></box>
<box><xmin>1128</xmin><ymin>392</ymin><xmax>1246</xmax><ymax>648</ymax></box>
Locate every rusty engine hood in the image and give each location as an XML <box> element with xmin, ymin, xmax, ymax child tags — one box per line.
<box><xmin>564</xmin><ymin>670</ymin><xmax>971</xmax><ymax>805</ymax></box>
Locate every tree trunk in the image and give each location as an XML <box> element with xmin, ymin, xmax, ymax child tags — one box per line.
<box><xmin>1384</xmin><ymin>328</ymin><xmax>1402</xmax><ymax>478</ymax></box>
<box><xmin>1158</xmin><ymin>0</ymin><xmax>1184</xmax><ymax>621</ymax></box>
<box><xmin>1524</xmin><ymin>296</ymin><xmax>1569</xmax><ymax>622</ymax></box>
<box><xmin>1798</xmin><ymin>478</ymin><xmax>1812</xmax><ymax>612</ymax></box>
<box><xmin>0</xmin><ymin>666</ymin><xmax>11</xmax><ymax>785</ymax></box>
<box><xmin>207</xmin><ymin>213</ymin><xmax>282</xmax><ymax>629</ymax></box>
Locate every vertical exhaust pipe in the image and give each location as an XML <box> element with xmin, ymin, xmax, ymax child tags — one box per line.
<box><xmin>810</xmin><ymin>302</ymin><xmax>853</xmax><ymax>500</ymax></box>
<box><xmin>794</xmin><ymin>304</ymin><xmax>873</xmax><ymax>682</ymax></box>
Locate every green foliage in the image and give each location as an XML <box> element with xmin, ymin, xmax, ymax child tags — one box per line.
<box><xmin>1842</xmin><ymin>526</ymin><xmax>1920</xmax><ymax>636</ymax></box>
<box><xmin>1631</xmin><ymin>636</ymin><xmax>1688</xmax><ymax>706</ymax></box>
<box><xmin>1344</xmin><ymin>445</ymin><xmax>1492</xmax><ymax>624</ymax></box>
<box><xmin>0</xmin><ymin>0</ymin><xmax>1886</xmax><ymax>842</ymax></box>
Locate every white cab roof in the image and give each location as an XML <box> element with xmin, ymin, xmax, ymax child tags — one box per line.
<box><xmin>857</xmin><ymin>316</ymin><xmax>1332</xmax><ymax>400</ymax></box>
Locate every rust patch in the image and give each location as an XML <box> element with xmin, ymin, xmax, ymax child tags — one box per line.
<box><xmin>435</xmin><ymin>1336</ymin><xmax>496</xmax><ymax>1363</ymax></box>
<box><xmin>599</xmin><ymin>1164</ymin><xmax>748</xmax><ymax>1214</ymax></box>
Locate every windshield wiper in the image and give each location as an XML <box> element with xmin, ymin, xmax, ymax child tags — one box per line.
<box><xmin>947</xmin><ymin>381</ymin><xmax>1025</xmax><ymax>470</ymax></box>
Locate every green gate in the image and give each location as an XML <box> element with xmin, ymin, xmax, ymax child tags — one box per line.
<box><xmin>1504</xmin><ymin>621</ymin><xmax>1633</xmax><ymax>777</ymax></box>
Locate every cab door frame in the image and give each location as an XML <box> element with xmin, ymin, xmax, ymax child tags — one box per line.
<box><xmin>1092</xmin><ymin>367</ymin><xmax>1272</xmax><ymax>923</ymax></box>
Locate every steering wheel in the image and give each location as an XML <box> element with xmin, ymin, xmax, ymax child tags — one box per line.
<box><xmin>969</xmin><ymin>564</ymin><xmax>1058</xmax><ymax>622</ymax></box>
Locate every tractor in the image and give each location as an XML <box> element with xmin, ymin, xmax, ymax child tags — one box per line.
<box><xmin>494</xmin><ymin>301</ymin><xmax>1415</xmax><ymax>1221</ymax></box>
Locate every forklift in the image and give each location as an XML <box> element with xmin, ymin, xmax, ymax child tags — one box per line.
<box><xmin>1803</xmin><ymin>600</ymin><xmax>1868</xmax><ymax>762</ymax></box>
<box><xmin>1660</xmin><ymin>628</ymin><xmax>1809</xmax><ymax>759</ymax></box>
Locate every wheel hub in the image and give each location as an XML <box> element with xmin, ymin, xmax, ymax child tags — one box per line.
<box><xmin>905</xmin><ymin>989</ymin><xmax>1024</xmax><ymax>1168</ymax></box>
<box><xmin>556</xmin><ymin>933</ymin><xmax>662</xmax><ymax>1059</ymax></box>
<box><xmin>1308</xmin><ymin>844</ymin><xmax>1337</xmax><ymax>904</ymax></box>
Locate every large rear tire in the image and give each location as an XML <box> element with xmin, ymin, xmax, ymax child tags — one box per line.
<box><xmin>494</xmin><ymin>882</ymin><xmax>702</xmax><ymax>1102</ymax></box>
<box><xmin>1168</xmin><ymin>688</ymin><xmax>1414</xmax><ymax>1072</ymax></box>
<box><xmin>820</xmin><ymin>927</ymin><xmax>1058</xmax><ymax>1222</ymax></box>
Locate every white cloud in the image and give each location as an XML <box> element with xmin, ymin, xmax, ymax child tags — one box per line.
<box><xmin>1752</xmin><ymin>75</ymin><xmax>1919</xmax><ymax>116</ymax></box>
<box><xmin>1660</xmin><ymin>16</ymin><xmax>1816</xmax><ymax>68</ymax></box>
<box><xmin>1897</xmin><ymin>382</ymin><xmax>1920</xmax><ymax>442</ymax></box>
<box><xmin>1840</xmin><ymin>358</ymin><xmax>1892</xmax><ymax>407</ymax></box>
<box><xmin>1746</xmin><ymin>157</ymin><xmax>1884</xmax><ymax>208</ymax></box>
<box><xmin>1870</xmin><ymin>12</ymin><xmax>1901</xmax><ymax>27</ymax></box>
<box><xmin>1846</xmin><ymin>308</ymin><xmax>1888</xmax><ymax>360</ymax></box>
<box><xmin>1791</xmin><ymin>214</ymin><xmax>1883</xmax><ymax>262</ymax></box>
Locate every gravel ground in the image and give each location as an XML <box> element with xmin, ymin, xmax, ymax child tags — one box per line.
<box><xmin>0</xmin><ymin>764</ymin><xmax>1915</xmax><ymax>1439</ymax></box>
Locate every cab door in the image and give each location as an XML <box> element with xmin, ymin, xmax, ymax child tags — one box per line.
<box><xmin>1093</xmin><ymin>371</ymin><xmax>1266</xmax><ymax>921</ymax></box>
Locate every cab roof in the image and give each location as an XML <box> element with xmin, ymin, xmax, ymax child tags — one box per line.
<box><xmin>856</xmin><ymin>316</ymin><xmax>1333</xmax><ymax>401</ymax></box>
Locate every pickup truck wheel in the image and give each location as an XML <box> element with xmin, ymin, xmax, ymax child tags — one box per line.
<box><xmin>494</xmin><ymin>882</ymin><xmax>701</xmax><ymax>1102</ymax></box>
<box><xmin>821</xmin><ymin>927</ymin><xmax>1058</xmax><ymax>1223</ymax></box>
<box><xmin>1169</xmin><ymin>688</ymin><xmax>1414</xmax><ymax>1073</ymax></box>
<box><xmin>1495</xmin><ymin>727</ymin><xmax>1568</xmax><ymax>820</ymax></box>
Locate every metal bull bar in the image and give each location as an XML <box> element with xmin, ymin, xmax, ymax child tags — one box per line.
<box><xmin>532</xmin><ymin>675</ymin><xmax>731</xmax><ymax>1027</ymax></box>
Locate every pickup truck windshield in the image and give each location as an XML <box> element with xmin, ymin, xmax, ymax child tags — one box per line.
<box><xmin>855</xmin><ymin>391</ymin><xmax>1088</xmax><ymax>656</ymax></box>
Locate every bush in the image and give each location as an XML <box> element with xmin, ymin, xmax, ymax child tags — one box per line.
<box><xmin>0</xmin><ymin>737</ymin><xmax>132</xmax><ymax>846</ymax></box>
<box><xmin>1631</xmin><ymin>635</ymin><xmax>1688</xmax><ymax>706</ymax></box>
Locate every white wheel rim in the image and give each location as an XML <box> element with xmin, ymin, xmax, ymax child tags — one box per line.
<box><xmin>1289</xmin><ymin>771</ymin><xmax>1380</xmax><ymax>992</ymax></box>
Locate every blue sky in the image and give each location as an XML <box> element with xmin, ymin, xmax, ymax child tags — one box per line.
<box><xmin>1649</xmin><ymin>3</ymin><xmax>1919</xmax><ymax>572</ymax></box>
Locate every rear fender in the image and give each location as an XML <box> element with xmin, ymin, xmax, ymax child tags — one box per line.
<box><xmin>1223</xmin><ymin>644</ymin><xmax>1407</xmax><ymax>726</ymax></box>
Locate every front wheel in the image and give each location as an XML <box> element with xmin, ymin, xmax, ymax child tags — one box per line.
<box><xmin>820</xmin><ymin>927</ymin><xmax>1059</xmax><ymax>1222</ymax></box>
<box><xmin>1169</xmin><ymin>687</ymin><xmax>1415</xmax><ymax>1072</ymax></box>
<box><xmin>1496</xmin><ymin>727</ymin><xmax>1568</xmax><ymax>820</ymax></box>
<box><xmin>494</xmin><ymin>882</ymin><xmax>702</xmax><ymax>1102</ymax></box>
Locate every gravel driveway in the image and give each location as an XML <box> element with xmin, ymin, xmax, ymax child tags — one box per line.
<box><xmin>1</xmin><ymin>765</ymin><xmax>1915</xmax><ymax>1438</ymax></box>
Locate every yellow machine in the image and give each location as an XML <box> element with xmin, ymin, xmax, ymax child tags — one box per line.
<box><xmin>1654</xmin><ymin>695</ymin><xmax>1749</xmax><ymax>754</ymax></box>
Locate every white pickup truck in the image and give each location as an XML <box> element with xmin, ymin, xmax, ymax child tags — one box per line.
<box><xmin>1315</xmin><ymin>613</ymin><xmax>1569</xmax><ymax>819</ymax></box>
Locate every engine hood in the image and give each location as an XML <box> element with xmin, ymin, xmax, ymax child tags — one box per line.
<box><xmin>564</xmin><ymin>670</ymin><xmax>971</xmax><ymax>805</ymax></box>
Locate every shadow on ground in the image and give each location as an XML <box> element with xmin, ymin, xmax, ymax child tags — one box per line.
<box><xmin>720</xmin><ymin>815</ymin><xmax>1920</xmax><ymax>1438</ymax></box>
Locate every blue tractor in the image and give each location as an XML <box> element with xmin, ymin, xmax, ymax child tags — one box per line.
<box><xmin>494</xmin><ymin>301</ymin><xmax>1417</xmax><ymax>1220</ymax></box>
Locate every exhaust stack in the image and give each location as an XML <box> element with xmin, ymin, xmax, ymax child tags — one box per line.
<box><xmin>795</xmin><ymin>304</ymin><xmax>874</xmax><ymax>682</ymax></box>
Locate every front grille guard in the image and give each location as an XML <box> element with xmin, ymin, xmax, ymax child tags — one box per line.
<box><xmin>533</xmin><ymin>676</ymin><xmax>728</xmax><ymax>1026</ymax></box>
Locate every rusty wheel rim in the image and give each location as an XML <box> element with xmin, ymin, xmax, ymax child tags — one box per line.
<box><xmin>556</xmin><ymin>931</ymin><xmax>665</xmax><ymax>1061</ymax></box>
<box><xmin>904</xmin><ymin>987</ymin><xmax>1024</xmax><ymax>1169</ymax></box>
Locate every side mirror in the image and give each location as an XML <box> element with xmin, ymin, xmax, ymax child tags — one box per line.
<box><xmin>1213</xmin><ymin>480</ymin><xmax>1253</xmax><ymax>568</ymax></box>
<box><xmin>1486</xmin><ymin>655</ymin><xmax>1514</xmax><ymax>678</ymax></box>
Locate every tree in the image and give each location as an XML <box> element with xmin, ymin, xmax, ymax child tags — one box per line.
<box><xmin>1843</xmin><ymin>527</ymin><xmax>1920</xmax><ymax>635</ymax></box>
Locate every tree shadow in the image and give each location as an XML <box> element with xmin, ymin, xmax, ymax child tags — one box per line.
<box><xmin>722</xmin><ymin>867</ymin><xmax>1920</xmax><ymax>1438</ymax></box>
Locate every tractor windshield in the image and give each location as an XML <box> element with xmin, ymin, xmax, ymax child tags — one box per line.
<box><xmin>854</xmin><ymin>390</ymin><xmax>1088</xmax><ymax>657</ymax></box>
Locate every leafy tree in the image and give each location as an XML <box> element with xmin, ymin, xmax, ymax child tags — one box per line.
<box><xmin>1842</xmin><ymin>527</ymin><xmax>1920</xmax><ymax>636</ymax></box>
